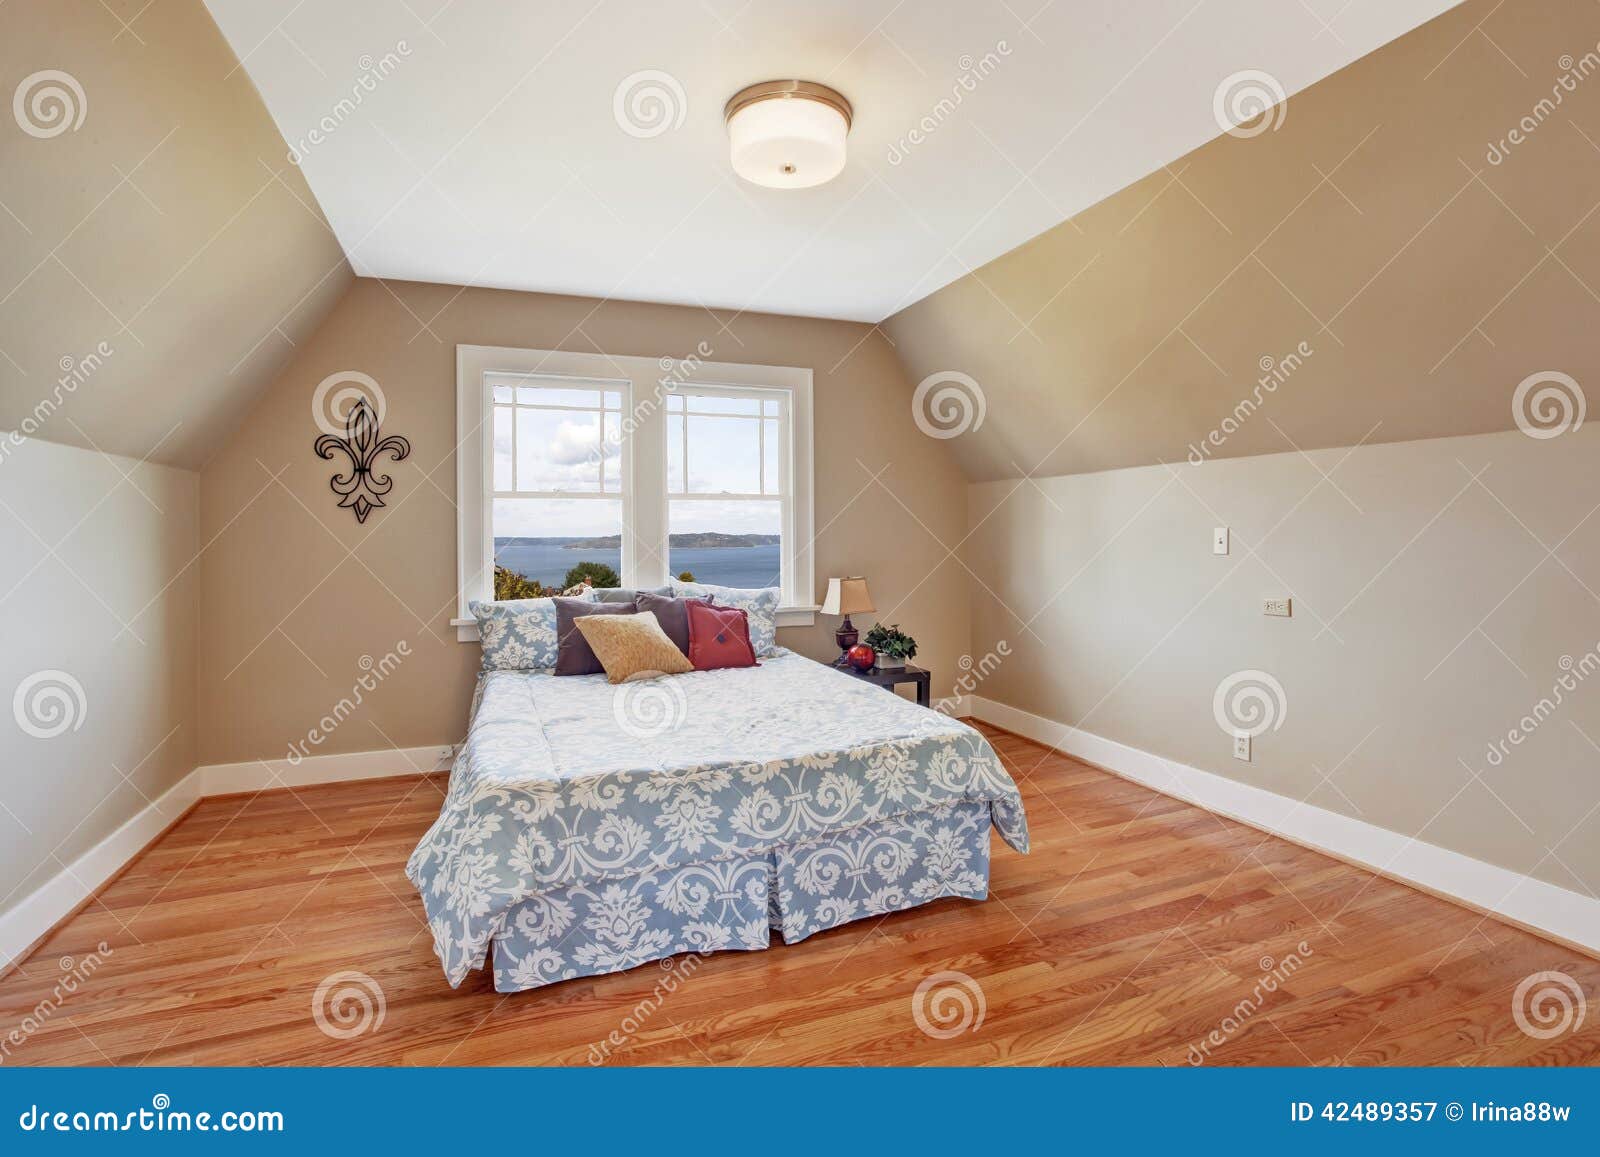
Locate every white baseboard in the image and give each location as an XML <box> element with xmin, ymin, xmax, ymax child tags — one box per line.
<box><xmin>0</xmin><ymin>767</ymin><xmax>203</xmax><ymax>972</ymax></box>
<box><xmin>199</xmin><ymin>743</ymin><xmax>456</xmax><ymax>795</ymax></box>
<box><xmin>970</xmin><ymin>695</ymin><xmax>1600</xmax><ymax>958</ymax></box>
<box><xmin>0</xmin><ymin>743</ymin><xmax>455</xmax><ymax>974</ymax></box>
<box><xmin>935</xmin><ymin>693</ymin><xmax>973</xmax><ymax>717</ymax></box>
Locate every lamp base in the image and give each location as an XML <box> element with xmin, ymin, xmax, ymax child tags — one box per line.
<box><xmin>833</xmin><ymin>615</ymin><xmax>859</xmax><ymax>665</ymax></box>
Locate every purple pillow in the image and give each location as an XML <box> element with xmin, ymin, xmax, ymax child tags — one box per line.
<box><xmin>554</xmin><ymin>597</ymin><xmax>636</xmax><ymax>675</ymax></box>
<box><xmin>634</xmin><ymin>591</ymin><xmax>711</xmax><ymax>657</ymax></box>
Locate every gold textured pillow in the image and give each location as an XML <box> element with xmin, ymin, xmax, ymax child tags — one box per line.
<box><xmin>573</xmin><ymin>613</ymin><xmax>694</xmax><ymax>683</ymax></box>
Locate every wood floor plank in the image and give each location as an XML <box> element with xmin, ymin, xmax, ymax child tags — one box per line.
<box><xmin>1</xmin><ymin>723</ymin><xmax>1596</xmax><ymax>1067</ymax></box>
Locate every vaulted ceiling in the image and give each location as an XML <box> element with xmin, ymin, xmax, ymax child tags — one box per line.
<box><xmin>199</xmin><ymin>0</ymin><xmax>1457</xmax><ymax>322</ymax></box>
<box><xmin>0</xmin><ymin>0</ymin><xmax>350</xmax><ymax>469</ymax></box>
<box><xmin>884</xmin><ymin>0</ymin><xmax>1600</xmax><ymax>481</ymax></box>
<box><xmin>3</xmin><ymin>0</ymin><xmax>1471</xmax><ymax>471</ymax></box>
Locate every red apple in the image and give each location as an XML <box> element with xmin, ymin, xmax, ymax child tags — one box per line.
<box><xmin>847</xmin><ymin>644</ymin><xmax>876</xmax><ymax>671</ymax></box>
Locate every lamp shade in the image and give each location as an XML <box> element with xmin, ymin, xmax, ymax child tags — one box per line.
<box><xmin>821</xmin><ymin>576</ymin><xmax>874</xmax><ymax>617</ymax></box>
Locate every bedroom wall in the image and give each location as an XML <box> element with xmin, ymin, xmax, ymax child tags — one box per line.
<box><xmin>195</xmin><ymin>278</ymin><xmax>970</xmax><ymax>766</ymax></box>
<box><xmin>879</xmin><ymin>0</ymin><xmax>1600</xmax><ymax>899</ymax></box>
<box><xmin>883</xmin><ymin>0</ymin><xmax>1600</xmax><ymax>481</ymax></box>
<box><xmin>0</xmin><ymin>437</ymin><xmax>198</xmax><ymax>928</ymax></box>
<box><xmin>0</xmin><ymin>0</ymin><xmax>352</xmax><ymax>469</ymax></box>
<box><xmin>965</xmin><ymin>424</ymin><xmax>1600</xmax><ymax>897</ymax></box>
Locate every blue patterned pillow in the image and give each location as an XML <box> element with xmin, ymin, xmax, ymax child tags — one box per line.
<box><xmin>670</xmin><ymin>581</ymin><xmax>779</xmax><ymax>656</ymax></box>
<box><xmin>470</xmin><ymin>590</ymin><xmax>595</xmax><ymax>670</ymax></box>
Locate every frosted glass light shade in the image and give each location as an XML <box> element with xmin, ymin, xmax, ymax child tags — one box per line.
<box><xmin>727</xmin><ymin>87</ymin><xmax>850</xmax><ymax>189</ymax></box>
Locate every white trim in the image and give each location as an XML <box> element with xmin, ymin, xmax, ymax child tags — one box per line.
<box><xmin>198</xmin><ymin>743</ymin><xmax>456</xmax><ymax>795</ymax></box>
<box><xmin>0</xmin><ymin>745</ymin><xmax>455</xmax><ymax>973</ymax></box>
<box><xmin>0</xmin><ymin>768</ymin><xmax>203</xmax><ymax>973</ymax></box>
<box><xmin>969</xmin><ymin>695</ymin><xmax>1600</xmax><ymax>958</ymax></box>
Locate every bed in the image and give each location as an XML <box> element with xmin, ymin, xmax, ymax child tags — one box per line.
<box><xmin>406</xmin><ymin>649</ymin><xmax>1030</xmax><ymax>992</ymax></box>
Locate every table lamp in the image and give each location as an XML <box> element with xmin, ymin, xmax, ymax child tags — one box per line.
<box><xmin>821</xmin><ymin>576</ymin><xmax>874</xmax><ymax>665</ymax></box>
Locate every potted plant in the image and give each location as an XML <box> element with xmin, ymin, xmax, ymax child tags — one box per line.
<box><xmin>863</xmin><ymin>623</ymin><xmax>917</xmax><ymax>670</ymax></box>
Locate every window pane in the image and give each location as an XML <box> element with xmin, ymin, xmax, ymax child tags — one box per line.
<box><xmin>668</xmin><ymin>413</ymin><xmax>685</xmax><ymax>492</ymax></box>
<box><xmin>516</xmin><ymin>385</ymin><xmax>605</xmax><ymax>409</ymax></box>
<box><xmin>492</xmin><ymin>384</ymin><xmax>513</xmax><ymax>404</ymax></box>
<box><xmin>493</xmin><ymin>497</ymin><xmax>623</xmax><ymax>592</ymax></box>
<box><xmin>668</xmin><ymin>499</ymin><xmax>780</xmax><ymax>590</ymax></box>
<box><xmin>604</xmin><ymin>390</ymin><xmax>621</xmax><ymax>410</ymax></box>
<box><xmin>493</xmin><ymin>406</ymin><xmax>513</xmax><ymax>491</ymax></box>
<box><xmin>685</xmin><ymin>393</ymin><xmax>762</xmax><ymax>417</ymax></box>
<box><xmin>601</xmin><ymin>412</ymin><xmax>622</xmax><ymax>493</ymax></box>
<box><xmin>762</xmin><ymin>418</ymin><xmax>780</xmax><ymax>495</ymax></box>
<box><xmin>515</xmin><ymin>407</ymin><xmax>602</xmax><ymax>492</ymax></box>
<box><xmin>686</xmin><ymin>415</ymin><xmax>761</xmax><ymax>494</ymax></box>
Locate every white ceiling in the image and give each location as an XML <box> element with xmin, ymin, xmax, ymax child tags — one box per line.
<box><xmin>203</xmin><ymin>0</ymin><xmax>1459</xmax><ymax>323</ymax></box>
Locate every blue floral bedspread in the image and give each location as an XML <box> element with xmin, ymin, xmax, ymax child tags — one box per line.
<box><xmin>406</xmin><ymin>651</ymin><xmax>1030</xmax><ymax>987</ymax></box>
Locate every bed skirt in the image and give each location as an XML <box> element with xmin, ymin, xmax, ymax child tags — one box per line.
<box><xmin>487</xmin><ymin>800</ymin><xmax>995</xmax><ymax>993</ymax></box>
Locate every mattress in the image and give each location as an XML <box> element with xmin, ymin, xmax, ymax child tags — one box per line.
<box><xmin>407</xmin><ymin>650</ymin><xmax>1029</xmax><ymax>987</ymax></box>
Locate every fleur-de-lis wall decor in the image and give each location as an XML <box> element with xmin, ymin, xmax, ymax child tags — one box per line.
<box><xmin>314</xmin><ymin>399</ymin><xmax>412</xmax><ymax>524</ymax></box>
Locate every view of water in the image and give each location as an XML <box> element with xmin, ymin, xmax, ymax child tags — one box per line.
<box><xmin>495</xmin><ymin>539</ymin><xmax>780</xmax><ymax>590</ymax></box>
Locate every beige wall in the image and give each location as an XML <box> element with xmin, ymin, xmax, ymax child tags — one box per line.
<box><xmin>0</xmin><ymin>0</ymin><xmax>351</xmax><ymax>467</ymax></box>
<box><xmin>0</xmin><ymin>437</ymin><xmax>197</xmax><ymax>922</ymax></box>
<box><xmin>196</xmin><ymin>278</ymin><xmax>970</xmax><ymax>765</ymax></box>
<box><xmin>884</xmin><ymin>0</ymin><xmax>1600</xmax><ymax>481</ymax></box>
<box><xmin>966</xmin><ymin>424</ymin><xmax>1600</xmax><ymax>896</ymax></box>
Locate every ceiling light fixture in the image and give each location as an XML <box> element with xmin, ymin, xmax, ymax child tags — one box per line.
<box><xmin>724</xmin><ymin>80</ymin><xmax>852</xmax><ymax>189</ymax></box>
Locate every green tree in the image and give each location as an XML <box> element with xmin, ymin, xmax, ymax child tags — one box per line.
<box><xmin>563</xmin><ymin>560</ymin><xmax>621</xmax><ymax>589</ymax></box>
<box><xmin>676</xmin><ymin>570</ymin><xmax>696</xmax><ymax>582</ymax></box>
<box><xmin>494</xmin><ymin>565</ymin><xmax>549</xmax><ymax>600</ymax></box>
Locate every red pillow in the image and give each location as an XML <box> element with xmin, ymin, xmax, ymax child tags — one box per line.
<box><xmin>685</xmin><ymin>601</ymin><xmax>757</xmax><ymax>671</ymax></box>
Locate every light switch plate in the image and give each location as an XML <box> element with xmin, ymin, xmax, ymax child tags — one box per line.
<box><xmin>1263</xmin><ymin>597</ymin><xmax>1292</xmax><ymax>617</ymax></box>
<box><xmin>1213</xmin><ymin>527</ymin><xmax>1229</xmax><ymax>555</ymax></box>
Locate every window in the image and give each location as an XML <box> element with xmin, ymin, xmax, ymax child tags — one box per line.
<box><xmin>454</xmin><ymin>346</ymin><xmax>814</xmax><ymax>640</ymax></box>
<box><xmin>666</xmin><ymin>389</ymin><xmax>786</xmax><ymax>591</ymax></box>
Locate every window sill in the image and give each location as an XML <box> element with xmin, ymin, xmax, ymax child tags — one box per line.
<box><xmin>451</xmin><ymin>605</ymin><xmax>819</xmax><ymax>644</ymax></box>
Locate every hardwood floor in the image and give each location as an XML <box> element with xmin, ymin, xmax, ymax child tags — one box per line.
<box><xmin>2</xmin><ymin>723</ymin><xmax>1596</xmax><ymax>1066</ymax></box>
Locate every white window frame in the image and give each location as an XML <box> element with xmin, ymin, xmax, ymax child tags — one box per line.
<box><xmin>453</xmin><ymin>344</ymin><xmax>816</xmax><ymax>642</ymax></box>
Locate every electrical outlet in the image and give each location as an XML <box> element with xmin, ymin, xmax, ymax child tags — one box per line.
<box><xmin>1263</xmin><ymin>597</ymin><xmax>1292</xmax><ymax>617</ymax></box>
<box><xmin>1213</xmin><ymin>527</ymin><xmax>1229</xmax><ymax>555</ymax></box>
<box><xmin>1233</xmin><ymin>732</ymin><xmax>1251</xmax><ymax>761</ymax></box>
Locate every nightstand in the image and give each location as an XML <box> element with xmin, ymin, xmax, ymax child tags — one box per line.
<box><xmin>836</xmin><ymin>661</ymin><xmax>931</xmax><ymax>707</ymax></box>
